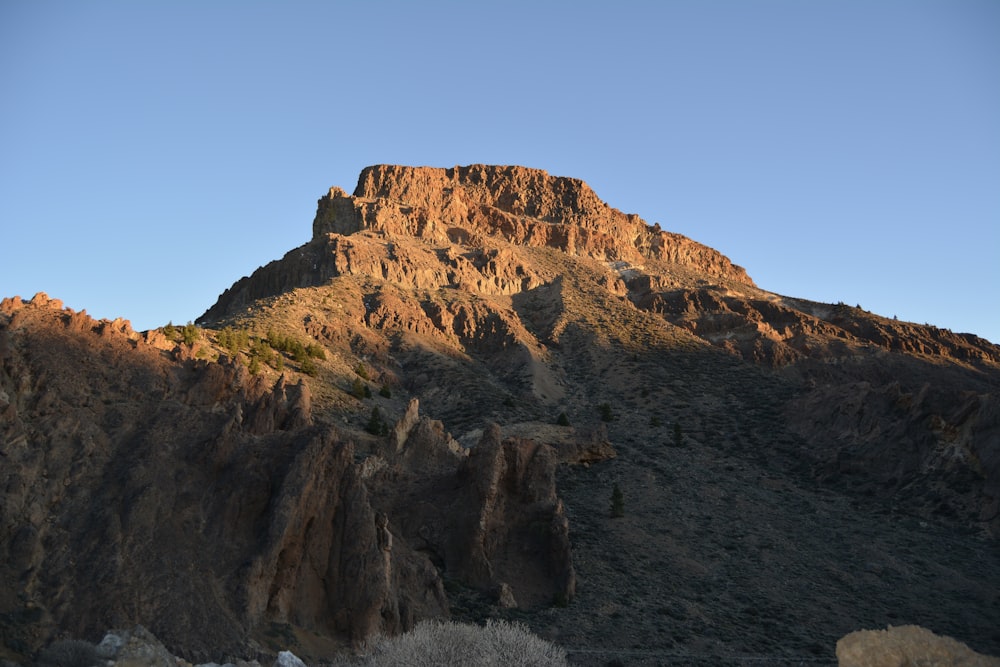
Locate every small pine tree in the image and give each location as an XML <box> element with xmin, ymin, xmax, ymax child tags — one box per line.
<box><xmin>556</xmin><ymin>412</ymin><xmax>570</xmax><ymax>426</ymax></box>
<box><xmin>673</xmin><ymin>422</ymin><xmax>683</xmax><ymax>447</ymax></box>
<box><xmin>181</xmin><ymin>322</ymin><xmax>199</xmax><ymax>345</ymax></box>
<box><xmin>379</xmin><ymin>384</ymin><xmax>392</xmax><ymax>398</ymax></box>
<box><xmin>163</xmin><ymin>321</ymin><xmax>176</xmax><ymax>340</ymax></box>
<box><xmin>248</xmin><ymin>355</ymin><xmax>261</xmax><ymax>376</ymax></box>
<box><xmin>351</xmin><ymin>378</ymin><xmax>367</xmax><ymax>400</ymax></box>
<box><xmin>366</xmin><ymin>407</ymin><xmax>389</xmax><ymax>436</ymax></box>
<box><xmin>598</xmin><ymin>403</ymin><xmax>614</xmax><ymax>422</ymax></box>
<box><xmin>610</xmin><ymin>483</ymin><xmax>624</xmax><ymax>518</ymax></box>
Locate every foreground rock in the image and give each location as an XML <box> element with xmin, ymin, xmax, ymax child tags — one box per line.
<box><xmin>837</xmin><ymin>625</ymin><xmax>1000</xmax><ymax>667</ymax></box>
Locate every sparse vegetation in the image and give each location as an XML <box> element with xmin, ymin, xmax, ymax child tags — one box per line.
<box><xmin>265</xmin><ymin>328</ymin><xmax>324</xmax><ymax>374</ymax></box>
<box><xmin>250</xmin><ymin>337</ymin><xmax>273</xmax><ymax>365</ymax></box>
<box><xmin>299</xmin><ymin>356</ymin><xmax>318</xmax><ymax>376</ymax></box>
<box><xmin>330</xmin><ymin>619</ymin><xmax>568</xmax><ymax>666</ymax></box>
<box><xmin>216</xmin><ymin>326</ymin><xmax>250</xmax><ymax>357</ymax></box>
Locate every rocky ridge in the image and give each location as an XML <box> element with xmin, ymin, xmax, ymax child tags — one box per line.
<box><xmin>0</xmin><ymin>293</ymin><xmax>592</xmax><ymax>663</ymax></box>
<box><xmin>3</xmin><ymin>164</ymin><xmax>1000</xmax><ymax>664</ymax></box>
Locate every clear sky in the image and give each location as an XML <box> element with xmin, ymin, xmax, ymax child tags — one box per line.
<box><xmin>2</xmin><ymin>1</ymin><xmax>998</xmax><ymax>343</ymax></box>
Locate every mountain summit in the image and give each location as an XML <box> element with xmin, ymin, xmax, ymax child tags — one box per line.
<box><xmin>2</xmin><ymin>165</ymin><xmax>999</xmax><ymax>664</ymax></box>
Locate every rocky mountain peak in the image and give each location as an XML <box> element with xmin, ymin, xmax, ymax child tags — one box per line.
<box><xmin>312</xmin><ymin>164</ymin><xmax>753</xmax><ymax>284</ymax></box>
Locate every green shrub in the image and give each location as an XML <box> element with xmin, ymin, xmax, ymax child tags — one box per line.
<box><xmin>181</xmin><ymin>322</ymin><xmax>199</xmax><ymax>345</ymax></box>
<box><xmin>300</xmin><ymin>357</ymin><xmax>318</xmax><ymax>376</ymax></box>
<box><xmin>556</xmin><ymin>412</ymin><xmax>570</xmax><ymax>427</ymax></box>
<box><xmin>366</xmin><ymin>407</ymin><xmax>389</xmax><ymax>436</ymax></box>
<box><xmin>36</xmin><ymin>639</ymin><xmax>101</xmax><ymax>667</ymax></box>
<box><xmin>598</xmin><ymin>403</ymin><xmax>614</xmax><ymax>422</ymax></box>
<box><xmin>355</xmin><ymin>363</ymin><xmax>370</xmax><ymax>380</ymax></box>
<box><xmin>350</xmin><ymin>378</ymin><xmax>368</xmax><ymax>399</ymax></box>
<box><xmin>610</xmin><ymin>483</ymin><xmax>624</xmax><ymax>518</ymax></box>
<box><xmin>673</xmin><ymin>422</ymin><xmax>683</xmax><ymax>447</ymax></box>
<box><xmin>379</xmin><ymin>384</ymin><xmax>392</xmax><ymax>398</ymax></box>
<box><xmin>163</xmin><ymin>321</ymin><xmax>176</xmax><ymax>340</ymax></box>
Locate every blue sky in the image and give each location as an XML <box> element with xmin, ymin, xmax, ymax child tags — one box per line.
<box><xmin>2</xmin><ymin>1</ymin><xmax>998</xmax><ymax>343</ymax></box>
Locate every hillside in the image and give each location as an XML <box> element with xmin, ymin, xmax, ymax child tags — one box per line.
<box><xmin>2</xmin><ymin>164</ymin><xmax>999</xmax><ymax>665</ymax></box>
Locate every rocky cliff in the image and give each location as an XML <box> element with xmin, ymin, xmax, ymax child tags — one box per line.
<box><xmin>0</xmin><ymin>294</ymin><xmax>586</xmax><ymax>663</ymax></box>
<box><xmin>201</xmin><ymin>164</ymin><xmax>750</xmax><ymax>322</ymax></box>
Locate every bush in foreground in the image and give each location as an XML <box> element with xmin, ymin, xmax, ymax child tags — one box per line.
<box><xmin>334</xmin><ymin>619</ymin><xmax>568</xmax><ymax>667</ymax></box>
<box><xmin>35</xmin><ymin>638</ymin><xmax>102</xmax><ymax>667</ymax></box>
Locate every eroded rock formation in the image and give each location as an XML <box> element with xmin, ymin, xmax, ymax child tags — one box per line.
<box><xmin>201</xmin><ymin>164</ymin><xmax>750</xmax><ymax>322</ymax></box>
<box><xmin>0</xmin><ymin>294</ymin><xmax>581</xmax><ymax>662</ymax></box>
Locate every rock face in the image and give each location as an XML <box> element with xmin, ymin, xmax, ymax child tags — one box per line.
<box><xmin>371</xmin><ymin>422</ymin><xmax>576</xmax><ymax>610</ymax></box>
<box><xmin>0</xmin><ymin>294</ymin><xmax>579</xmax><ymax>663</ymax></box>
<box><xmin>201</xmin><ymin>164</ymin><xmax>750</xmax><ymax>322</ymax></box>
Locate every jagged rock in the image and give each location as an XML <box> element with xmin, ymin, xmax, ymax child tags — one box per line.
<box><xmin>836</xmin><ymin>625</ymin><xmax>1000</xmax><ymax>666</ymax></box>
<box><xmin>0</xmin><ymin>298</ymin><xmax>448</xmax><ymax>659</ymax></box>
<box><xmin>367</xmin><ymin>422</ymin><xmax>575</xmax><ymax>610</ymax></box>
<box><xmin>0</xmin><ymin>293</ymin><xmax>578</xmax><ymax>661</ymax></box>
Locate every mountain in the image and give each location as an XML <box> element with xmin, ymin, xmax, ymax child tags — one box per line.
<box><xmin>2</xmin><ymin>164</ymin><xmax>998</xmax><ymax>665</ymax></box>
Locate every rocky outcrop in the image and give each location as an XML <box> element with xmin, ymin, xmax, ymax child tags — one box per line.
<box><xmin>0</xmin><ymin>295</ymin><xmax>573</xmax><ymax>662</ymax></box>
<box><xmin>628</xmin><ymin>280</ymin><xmax>1000</xmax><ymax>367</ymax></box>
<box><xmin>318</xmin><ymin>164</ymin><xmax>753</xmax><ymax>279</ymax></box>
<box><xmin>370</xmin><ymin>421</ymin><xmax>576</xmax><ymax>611</ymax></box>
<box><xmin>200</xmin><ymin>164</ymin><xmax>751</xmax><ymax>323</ymax></box>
